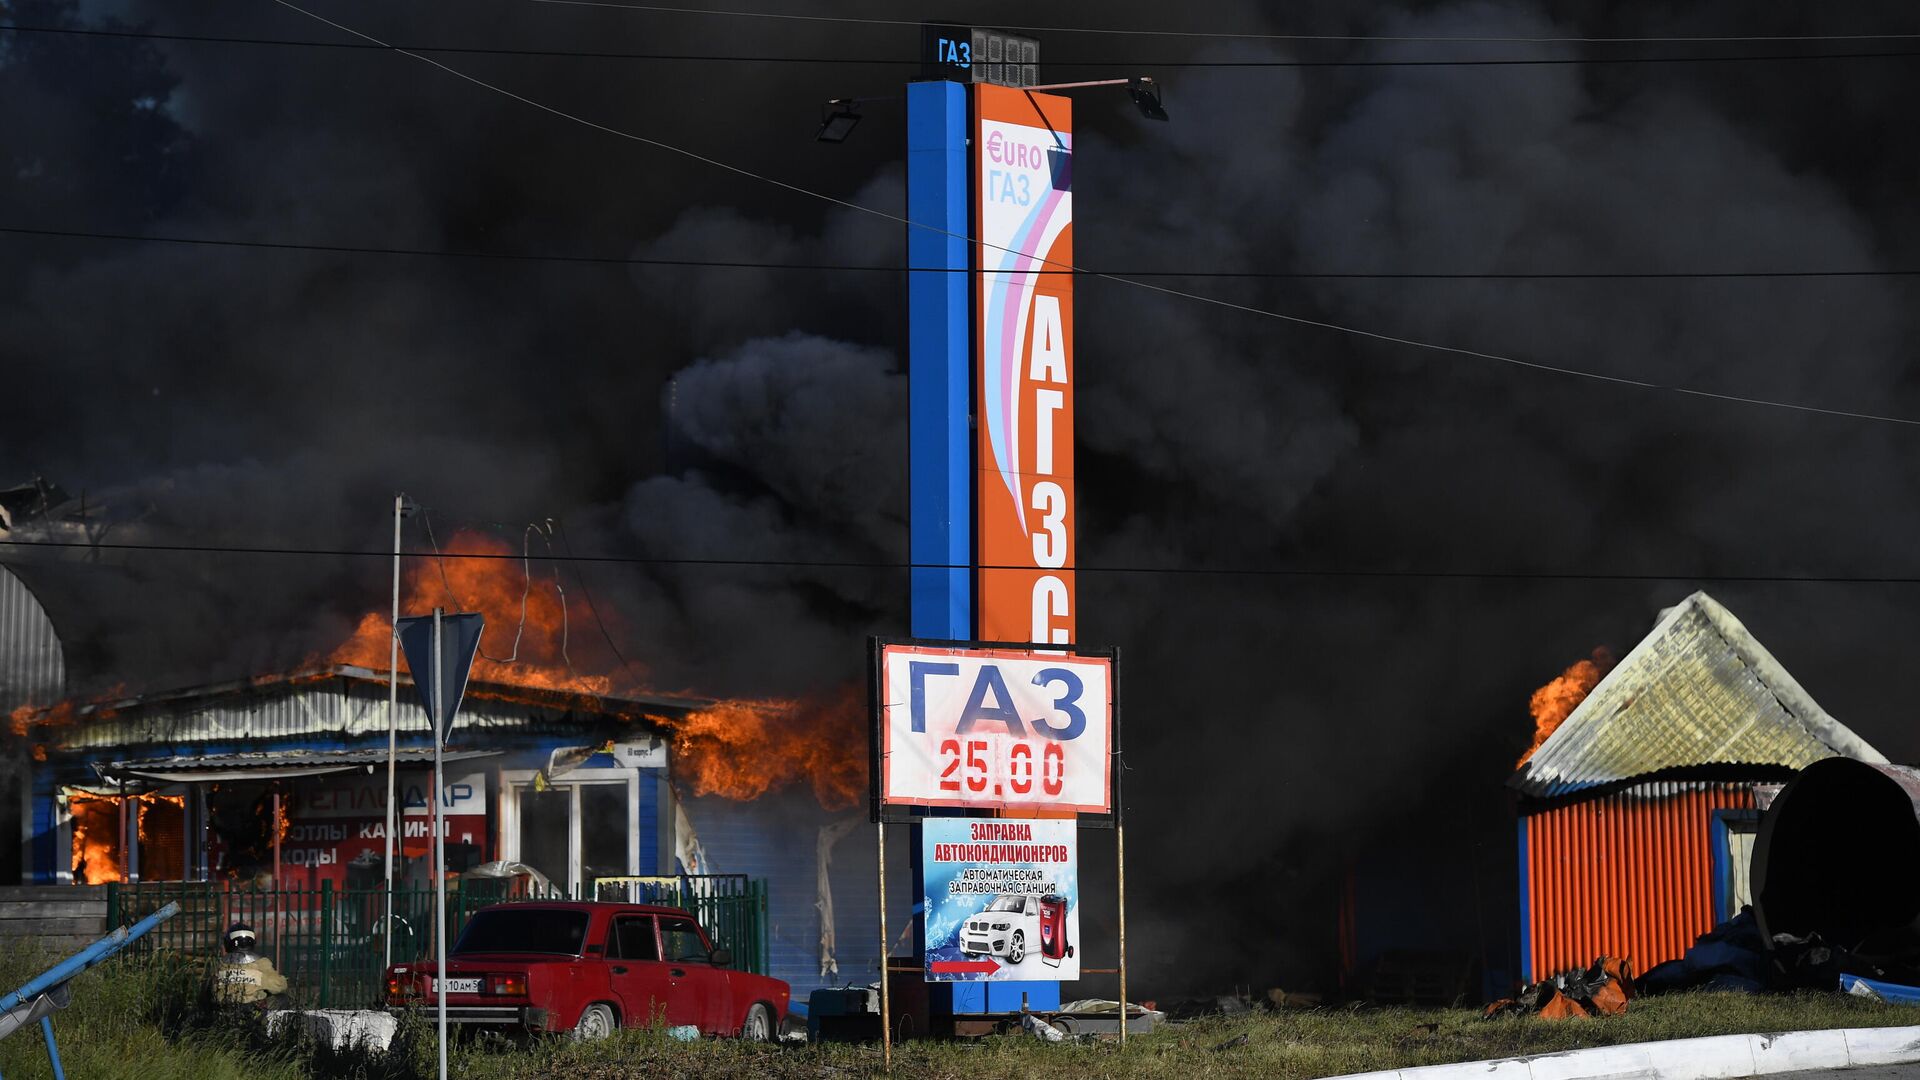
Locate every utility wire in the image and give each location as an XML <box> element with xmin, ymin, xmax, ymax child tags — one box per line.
<box><xmin>6</xmin><ymin>224</ymin><xmax>1917</xmax><ymax>280</ymax></box>
<box><xmin>8</xmin><ymin>534</ymin><xmax>1920</xmax><ymax>584</ymax></box>
<box><xmin>555</xmin><ymin>518</ymin><xmax>650</xmax><ymax>686</ymax></box>
<box><xmin>265</xmin><ymin>0</ymin><xmax>1920</xmax><ymax>429</ymax></box>
<box><xmin>7</xmin><ymin>23</ymin><xmax>1920</xmax><ymax>67</ymax></box>
<box><xmin>527</xmin><ymin>0</ymin><xmax>1920</xmax><ymax>46</ymax></box>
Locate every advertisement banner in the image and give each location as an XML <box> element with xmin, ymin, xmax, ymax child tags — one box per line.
<box><xmin>923</xmin><ymin>817</ymin><xmax>1078</xmax><ymax>981</ymax></box>
<box><xmin>974</xmin><ymin>83</ymin><xmax>1075</xmax><ymax>646</ymax></box>
<box><xmin>209</xmin><ymin>771</ymin><xmax>488</xmax><ymax>887</ymax></box>
<box><xmin>880</xmin><ymin>643</ymin><xmax>1111</xmax><ymax>813</ymax></box>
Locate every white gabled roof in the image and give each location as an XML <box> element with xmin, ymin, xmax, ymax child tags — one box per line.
<box><xmin>1511</xmin><ymin>592</ymin><xmax>1885</xmax><ymax>798</ymax></box>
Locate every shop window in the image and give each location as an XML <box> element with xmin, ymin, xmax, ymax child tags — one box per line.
<box><xmin>66</xmin><ymin>791</ymin><xmax>188</xmax><ymax>884</ymax></box>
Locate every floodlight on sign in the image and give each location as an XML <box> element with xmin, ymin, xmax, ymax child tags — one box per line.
<box><xmin>815</xmin><ymin>99</ymin><xmax>862</xmax><ymax>143</ymax></box>
<box><xmin>1128</xmin><ymin>77</ymin><xmax>1169</xmax><ymax>122</ymax></box>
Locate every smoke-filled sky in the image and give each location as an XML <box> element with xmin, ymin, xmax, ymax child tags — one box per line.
<box><xmin>5</xmin><ymin>0</ymin><xmax>1920</xmax><ymax>991</ymax></box>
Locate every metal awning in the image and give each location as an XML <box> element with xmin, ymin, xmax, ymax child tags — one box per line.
<box><xmin>93</xmin><ymin>748</ymin><xmax>500</xmax><ymax>785</ymax></box>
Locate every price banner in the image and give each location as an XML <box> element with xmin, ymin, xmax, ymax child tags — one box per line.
<box><xmin>878</xmin><ymin>642</ymin><xmax>1112</xmax><ymax>813</ymax></box>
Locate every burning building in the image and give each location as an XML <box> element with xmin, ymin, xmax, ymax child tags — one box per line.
<box><xmin>0</xmin><ymin>541</ymin><xmax>882</xmax><ymax>999</ymax></box>
<box><xmin>1511</xmin><ymin>591</ymin><xmax>1886</xmax><ymax>981</ymax></box>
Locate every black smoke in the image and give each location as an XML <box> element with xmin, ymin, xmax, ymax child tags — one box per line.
<box><xmin>4</xmin><ymin>0</ymin><xmax>1920</xmax><ymax>994</ymax></box>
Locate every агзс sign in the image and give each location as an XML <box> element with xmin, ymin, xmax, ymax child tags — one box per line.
<box><xmin>975</xmin><ymin>84</ymin><xmax>1075</xmax><ymax>646</ymax></box>
<box><xmin>878</xmin><ymin>642</ymin><xmax>1111</xmax><ymax>813</ymax></box>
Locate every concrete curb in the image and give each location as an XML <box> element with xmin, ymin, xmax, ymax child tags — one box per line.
<box><xmin>1329</xmin><ymin>1024</ymin><xmax>1920</xmax><ymax>1080</ymax></box>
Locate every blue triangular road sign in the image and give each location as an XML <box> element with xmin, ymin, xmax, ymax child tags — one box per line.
<box><xmin>396</xmin><ymin>611</ymin><xmax>484</xmax><ymax>742</ymax></box>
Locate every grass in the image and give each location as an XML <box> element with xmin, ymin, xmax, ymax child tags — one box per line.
<box><xmin>0</xmin><ymin>942</ymin><xmax>1913</xmax><ymax>1080</ymax></box>
<box><xmin>440</xmin><ymin>993</ymin><xmax>1920</xmax><ymax>1080</ymax></box>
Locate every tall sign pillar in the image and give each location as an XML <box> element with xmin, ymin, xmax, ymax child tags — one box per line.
<box><xmin>906</xmin><ymin>39</ymin><xmax>1072</xmax><ymax>1016</ymax></box>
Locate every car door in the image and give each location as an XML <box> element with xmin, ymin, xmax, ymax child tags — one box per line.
<box><xmin>604</xmin><ymin>914</ymin><xmax>673</xmax><ymax>1028</ymax></box>
<box><xmin>656</xmin><ymin>913</ymin><xmax>730</xmax><ymax>1032</ymax></box>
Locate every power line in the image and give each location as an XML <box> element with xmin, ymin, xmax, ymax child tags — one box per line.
<box><xmin>527</xmin><ymin>0</ymin><xmax>1920</xmax><ymax>46</ymax></box>
<box><xmin>8</xmin><ymin>23</ymin><xmax>1920</xmax><ymax>67</ymax></box>
<box><xmin>248</xmin><ymin>0</ymin><xmax>1920</xmax><ymax>428</ymax></box>
<box><xmin>7</xmin><ymin>534</ymin><xmax>1920</xmax><ymax>585</ymax></box>
<box><xmin>8</xmin><ymin>224</ymin><xmax>1917</xmax><ymax>280</ymax></box>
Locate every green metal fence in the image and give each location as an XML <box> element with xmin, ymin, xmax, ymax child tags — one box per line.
<box><xmin>103</xmin><ymin>875</ymin><xmax>769</xmax><ymax>1010</ymax></box>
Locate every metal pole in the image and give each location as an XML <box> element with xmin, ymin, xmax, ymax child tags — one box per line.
<box><xmin>1117</xmin><ymin>816</ymin><xmax>1128</xmax><ymax>1048</ymax></box>
<box><xmin>116</xmin><ymin>778</ymin><xmax>128</xmax><ymax>884</ymax></box>
<box><xmin>383</xmin><ymin>493</ymin><xmax>403</xmax><ymax>969</ymax></box>
<box><xmin>432</xmin><ymin>608</ymin><xmax>448</xmax><ymax>1080</ymax></box>
<box><xmin>40</xmin><ymin>1014</ymin><xmax>66</xmax><ymax>1080</ymax></box>
<box><xmin>877</xmin><ymin>817</ymin><xmax>891</xmax><ymax>1071</ymax></box>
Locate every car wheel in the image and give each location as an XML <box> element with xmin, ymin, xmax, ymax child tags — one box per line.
<box><xmin>741</xmin><ymin>1002</ymin><xmax>774</xmax><ymax>1042</ymax></box>
<box><xmin>572</xmin><ymin>1003</ymin><xmax>616</xmax><ymax>1041</ymax></box>
<box><xmin>1007</xmin><ymin>931</ymin><xmax>1025</xmax><ymax>965</ymax></box>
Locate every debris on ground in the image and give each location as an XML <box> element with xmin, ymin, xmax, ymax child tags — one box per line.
<box><xmin>1841</xmin><ymin>974</ymin><xmax>1920</xmax><ymax>1005</ymax></box>
<box><xmin>1638</xmin><ymin>910</ymin><xmax>1770</xmax><ymax>995</ymax></box>
<box><xmin>263</xmin><ymin>1009</ymin><xmax>396</xmax><ymax>1052</ymax></box>
<box><xmin>1019</xmin><ymin>1012</ymin><xmax>1065</xmax><ymax>1042</ymax></box>
<box><xmin>1051</xmin><ymin>999</ymin><xmax>1165</xmax><ymax>1037</ymax></box>
<box><xmin>1483</xmin><ymin>956</ymin><xmax>1633</xmax><ymax>1019</ymax></box>
<box><xmin>1639</xmin><ymin>904</ymin><xmax>1920</xmax><ymax>998</ymax></box>
<box><xmin>1212</xmin><ymin>1033</ymin><xmax>1249</xmax><ymax>1052</ymax></box>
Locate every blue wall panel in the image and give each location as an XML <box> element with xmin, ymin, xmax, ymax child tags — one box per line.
<box><xmin>684</xmin><ymin>794</ymin><xmax>890</xmax><ymax>1001</ymax></box>
<box><xmin>907</xmin><ymin>79</ymin><xmax>973</xmax><ymax>643</ymax></box>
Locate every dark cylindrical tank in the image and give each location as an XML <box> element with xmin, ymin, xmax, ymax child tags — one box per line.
<box><xmin>1752</xmin><ymin>757</ymin><xmax>1920</xmax><ymax>947</ymax></box>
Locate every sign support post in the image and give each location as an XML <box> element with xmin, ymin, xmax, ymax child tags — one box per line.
<box><xmin>395</xmin><ymin>606</ymin><xmax>481</xmax><ymax>1080</ymax></box>
<box><xmin>877</xmin><ymin>815</ymin><xmax>891</xmax><ymax>1069</ymax></box>
<box><xmin>382</xmin><ymin>493</ymin><xmax>403</xmax><ymax>970</ymax></box>
<box><xmin>1117</xmin><ymin>816</ymin><xmax>1127</xmax><ymax>1046</ymax></box>
<box><xmin>433</xmin><ymin>608</ymin><xmax>449</xmax><ymax>1080</ymax></box>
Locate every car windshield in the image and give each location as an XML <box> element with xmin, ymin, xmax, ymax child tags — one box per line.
<box><xmin>987</xmin><ymin>895</ymin><xmax>1026</xmax><ymax>913</ymax></box>
<box><xmin>453</xmin><ymin>909</ymin><xmax>589</xmax><ymax>956</ymax></box>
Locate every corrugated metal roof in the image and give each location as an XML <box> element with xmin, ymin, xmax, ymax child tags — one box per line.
<box><xmin>97</xmin><ymin>747</ymin><xmax>500</xmax><ymax>783</ymax></box>
<box><xmin>37</xmin><ymin>665</ymin><xmax>702</xmax><ymax>752</ymax></box>
<box><xmin>1510</xmin><ymin>591</ymin><xmax>1885</xmax><ymax>799</ymax></box>
<box><xmin>0</xmin><ymin>564</ymin><xmax>65</xmax><ymax>712</ymax></box>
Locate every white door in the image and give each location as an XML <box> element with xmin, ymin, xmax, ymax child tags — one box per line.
<box><xmin>502</xmin><ymin>772</ymin><xmax>639</xmax><ymax>897</ymax></box>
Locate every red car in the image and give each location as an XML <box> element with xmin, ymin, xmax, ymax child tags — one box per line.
<box><xmin>384</xmin><ymin>901</ymin><xmax>789</xmax><ymax>1041</ymax></box>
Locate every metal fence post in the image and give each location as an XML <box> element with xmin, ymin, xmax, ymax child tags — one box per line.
<box><xmin>104</xmin><ymin>881</ymin><xmax>120</xmax><ymax>933</ymax></box>
<box><xmin>320</xmin><ymin>880</ymin><xmax>334</xmax><ymax>1008</ymax></box>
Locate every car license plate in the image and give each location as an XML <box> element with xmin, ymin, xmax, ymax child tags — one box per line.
<box><xmin>432</xmin><ymin>978</ymin><xmax>482</xmax><ymax>995</ymax></box>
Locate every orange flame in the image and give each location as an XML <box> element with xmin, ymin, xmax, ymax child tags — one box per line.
<box><xmin>323</xmin><ymin>529</ymin><xmax>866</xmax><ymax>809</ymax></box>
<box><xmin>1517</xmin><ymin>647</ymin><xmax>1615</xmax><ymax>767</ymax></box>
<box><xmin>663</xmin><ymin>686</ymin><xmax>866</xmax><ymax>811</ymax></box>
<box><xmin>321</xmin><ymin>531</ymin><xmax>628</xmax><ymax>697</ymax></box>
<box><xmin>11</xmin><ymin>687</ymin><xmax>122</xmax><ymax>737</ymax></box>
<box><xmin>69</xmin><ymin>794</ymin><xmax>121</xmax><ymax>885</ymax></box>
<box><xmin>68</xmin><ymin>792</ymin><xmax>185</xmax><ymax>885</ymax></box>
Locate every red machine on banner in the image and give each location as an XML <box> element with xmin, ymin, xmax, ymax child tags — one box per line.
<box><xmin>1039</xmin><ymin>893</ymin><xmax>1073</xmax><ymax>967</ymax></box>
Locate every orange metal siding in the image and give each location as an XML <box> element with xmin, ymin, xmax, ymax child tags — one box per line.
<box><xmin>1524</xmin><ymin>782</ymin><xmax>1754</xmax><ymax>979</ymax></box>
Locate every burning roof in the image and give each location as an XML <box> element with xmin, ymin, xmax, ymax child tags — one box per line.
<box><xmin>21</xmin><ymin>663</ymin><xmax>707</xmax><ymax>752</ymax></box>
<box><xmin>1510</xmin><ymin>591</ymin><xmax>1886</xmax><ymax>799</ymax></box>
<box><xmin>9</xmin><ymin>526</ymin><xmax>870</xmax><ymax>810</ymax></box>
